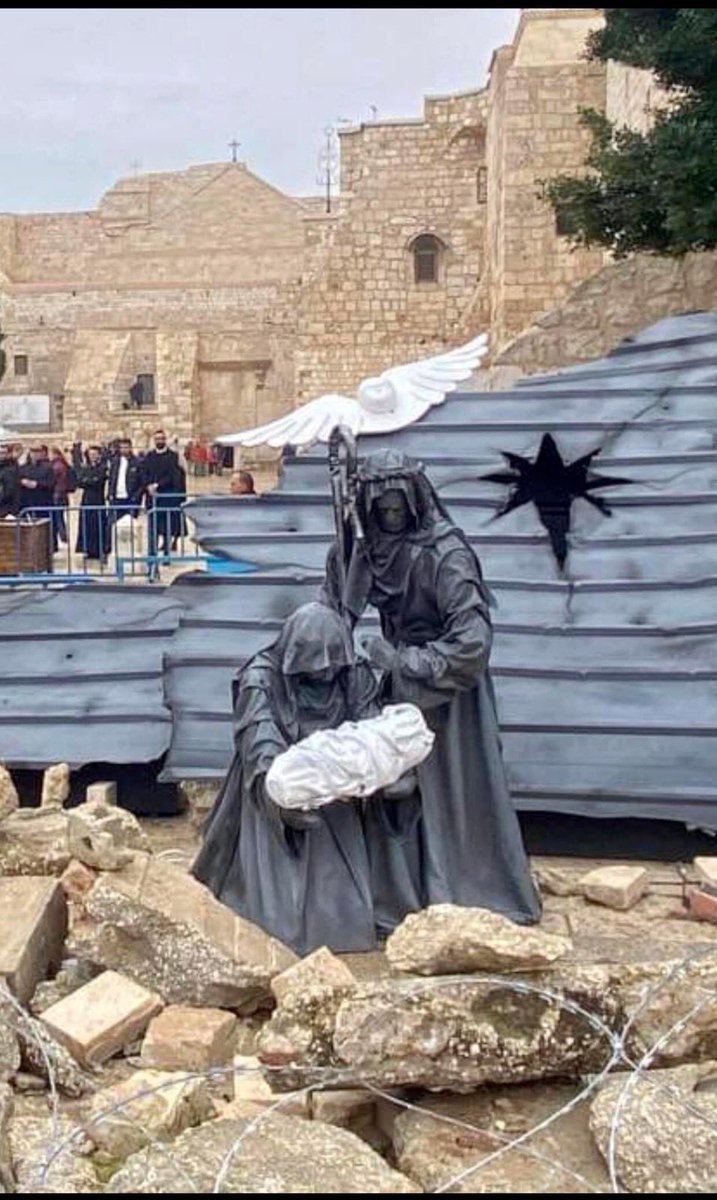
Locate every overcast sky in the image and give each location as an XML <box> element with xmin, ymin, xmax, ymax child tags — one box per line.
<box><xmin>1</xmin><ymin>7</ymin><xmax>519</xmax><ymax>213</ymax></box>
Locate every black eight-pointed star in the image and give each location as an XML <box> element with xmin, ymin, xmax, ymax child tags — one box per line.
<box><xmin>482</xmin><ymin>432</ymin><xmax>632</xmax><ymax>570</ymax></box>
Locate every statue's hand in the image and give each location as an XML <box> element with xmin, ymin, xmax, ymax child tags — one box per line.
<box><xmin>360</xmin><ymin>635</ymin><xmax>397</xmax><ymax>672</ymax></box>
<box><xmin>277</xmin><ymin>805</ymin><xmax>321</xmax><ymax>831</ymax></box>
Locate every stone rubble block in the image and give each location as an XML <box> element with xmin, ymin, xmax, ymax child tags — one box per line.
<box><xmin>85</xmin><ymin>781</ymin><xmax>117</xmax><ymax>807</ymax></box>
<box><xmin>687</xmin><ymin>887</ymin><xmax>717</xmax><ymax>923</ymax></box>
<box><xmin>0</xmin><ymin>1006</ymin><xmax>21</xmax><ymax>1082</ymax></box>
<box><xmin>141</xmin><ymin>1005</ymin><xmax>236</xmax><ymax>1072</ymax></box>
<box><xmin>41</xmin><ymin>763</ymin><xmax>70</xmax><ymax>810</ymax></box>
<box><xmin>71</xmin><ymin>852</ymin><xmax>297</xmax><ymax>1010</ymax></box>
<box><xmin>385</xmin><ymin>904</ymin><xmax>572</xmax><ymax>975</ymax></box>
<box><xmin>67</xmin><ymin>800</ymin><xmax>149</xmax><ymax>870</ymax></box>
<box><xmin>590</xmin><ymin>1061</ymin><xmax>717</xmax><ymax>1193</ymax></box>
<box><xmin>229</xmin><ymin>1054</ymin><xmax>310</xmax><ymax>1118</ymax></box>
<box><xmin>108</xmin><ymin>1112</ymin><xmax>420</xmax><ymax>1193</ymax></box>
<box><xmin>579</xmin><ymin>864</ymin><xmax>650</xmax><ymax>911</ymax></box>
<box><xmin>8</xmin><ymin>1113</ymin><xmax>98</xmax><ymax>1193</ymax></box>
<box><xmin>0</xmin><ymin>1081</ymin><xmax>13</xmax><ymax>1192</ymax></box>
<box><xmin>693</xmin><ymin>856</ymin><xmax>717</xmax><ymax>896</ymax></box>
<box><xmin>533</xmin><ymin>864</ymin><xmax>580</xmax><ymax>897</ymax></box>
<box><xmin>271</xmin><ymin>945</ymin><xmax>357</xmax><ymax>1004</ymax></box>
<box><xmin>311</xmin><ymin>1087</ymin><xmax>375</xmax><ymax>1128</ymax></box>
<box><xmin>40</xmin><ymin>969</ymin><xmax>163</xmax><ymax>1068</ymax></box>
<box><xmin>0</xmin><ymin>765</ymin><xmax>19</xmax><ymax>823</ymax></box>
<box><xmin>0</xmin><ymin>877</ymin><xmax>67</xmax><ymax>1004</ymax></box>
<box><xmin>0</xmin><ymin>810</ymin><xmax>71</xmax><ymax>876</ymax></box>
<box><xmin>59</xmin><ymin>860</ymin><xmax>98</xmax><ymax>908</ymax></box>
<box><xmin>86</xmin><ymin>1068</ymin><xmax>216</xmax><ymax>1160</ymax></box>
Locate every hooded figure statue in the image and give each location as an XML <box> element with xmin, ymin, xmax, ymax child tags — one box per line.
<box><xmin>324</xmin><ymin>448</ymin><xmax>541</xmax><ymax>928</ymax></box>
<box><xmin>191</xmin><ymin>601</ymin><xmax>383</xmax><ymax>955</ymax></box>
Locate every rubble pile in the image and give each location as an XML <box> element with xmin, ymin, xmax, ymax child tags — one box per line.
<box><xmin>2</xmin><ymin>765</ymin><xmax>717</xmax><ymax>1192</ymax></box>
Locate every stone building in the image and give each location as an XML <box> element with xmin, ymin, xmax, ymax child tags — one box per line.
<box><xmin>0</xmin><ymin>8</ymin><xmax>666</xmax><ymax>452</ymax></box>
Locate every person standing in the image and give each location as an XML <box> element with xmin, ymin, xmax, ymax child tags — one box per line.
<box><xmin>108</xmin><ymin>437</ymin><xmax>143</xmax><ymax>517</ymax></box>
<box><xmin>19</xmin><ymin>444</ymin><xmax>55</xmax><ymax>520</ymax></box>
<box><xmin>49</xmin><ymin>446</ymin><xmax>75</xmax><ymax>546</ymax></box>
<box><xmin>0</xmin><ymin>443</ymin><xmax>21</xmax><ymax>518</ymax></box>
<box><xmin>72</xmin><ymin>443</ymin><xmax>109</xmax><ymax>562</ymax></box>
<box><xmin>142</xmin><ymin>428</ymin><xmax>182</xmax><ymax>558</ymax></box>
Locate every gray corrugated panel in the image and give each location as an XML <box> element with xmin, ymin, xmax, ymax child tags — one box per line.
<box><xmin>0</xmin><ymin>584</ymin><xmax>183</xmax><ymax>769</ymax></box>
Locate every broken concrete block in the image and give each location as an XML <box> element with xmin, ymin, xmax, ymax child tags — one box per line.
<box><xmin>141</xmin><ymin>1006</ymin><xmax>236</xmax><ymax>1072</ymax></box>
<box><xmin>85</xmin><ymin>781</ymin><xmax>117</xmax><ymax>807</ymax></box>
<box><xmin>0</xmin><ymin>1081</ymin><xmax>13</xmax><ymax>1191</ymax></box>
<box><xmin>40</xmin><ymin>969</ymin><xmax>162</xmax><ymax>1068</ymax></box>
<box><xmin>687</xmin><ymin>887</ymin><xmax>717</xmax><ymax>923</ymax></box>
<box><xmin>386</xmin><ymin>904</ymin><xmax>572</xmax><ymax>975</ymax></box>
<box><xmin>693</xmin><ymin>857</ymin><xmax>717</xmax><ymax>896</ymax></box>
<box><xmin>311</xmin><ymin>1088</ymin><xmax>375</xmax><ymax>1128</ymax></box>
<box><xmin>86</xmin><ymin>1069</ymin><xmax>215</xmax><ymax>1160</ymax></box>
<box><xmin>0</xmin><ymin>809</ymin><xmax>70</xmax><ymax>876</ymax></box>
<box><xmin>67</xmin><ymin>800</ymin><xmax>149</xmax><ymax>870</ymax></box>
<box><xmin>70</xmin><ymin>853</ymin><xmax>296</xmax><ymax>1010</ymax></box>
<box><xmin>0</xmin><ymin>877</ymin><xmax>67</xmax><ymax>1004</ymax></box>
<box><xmin>0</xmin><ymin>1005</ymin><xmax>21</xmax><ymax>1082</ymax></box>
<box><xmin>229</xmin><ymin>1054</ymin><xmax>309</xmax><ymax>1118</ymax></box>
<box><xmin>60</xmin><ymin>860</ymin><xmax>98</xmax><ymax>908</ymax></box>
<box><xmin>8</xmin><ymin>1113</ymin><xmax>98</xmax><ymax>1193</ymax></box>
<box><xmin>41</xmin><ymin>762</ymin><xmax>70</xmax><ymax>809</ymax></box>
<box><xmin>271</xmin><ymin>946</ymin><xmax>357</xmax><ymax>1005</ymax></box>
<box><xmin>579</xmin><ymin>864</ymin><xmax>649</xmax><ymax>911</ymax></box>
<box><xmin>0</xmin><ymin>764</ymin><xmax>19</xmax><ymax>823</ymax></box>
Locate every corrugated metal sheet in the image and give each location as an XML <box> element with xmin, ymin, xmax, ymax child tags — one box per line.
<box><xmin>168</xmin><ymin>312</ymin><xmax>717</xmax><ymax>827</ymax></box>
<box><xmin>0</xmin><ymin>584</ymin><xmax>183</xmax><ymax>768</ymax></box>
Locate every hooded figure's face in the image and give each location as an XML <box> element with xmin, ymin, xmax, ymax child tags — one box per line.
<box><xmin>277</xmin><ymin>602</ymin><xmax>354</xmax><ymax>711</ymax></box>
<box><xmin>374</xmin><ymin>489</ymin><xmax>411</xmax><ymax>534</ymax></box>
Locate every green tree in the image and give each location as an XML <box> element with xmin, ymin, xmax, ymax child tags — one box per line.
<box><xmin>544</xmin><ymin>9</ymin><xmax>717</xmax><ymax>257</ymax></box>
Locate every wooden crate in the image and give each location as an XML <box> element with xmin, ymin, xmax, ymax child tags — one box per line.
<box><xmin>0</xmin><ymin>519</ymin><xmax>52</xmax><ymax>575</ymax></box>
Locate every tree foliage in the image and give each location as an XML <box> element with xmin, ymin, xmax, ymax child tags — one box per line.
<box><xmin>544</xmin><ymin>9</ymin><xmax>717</xmax><ymax>257</ymax></box>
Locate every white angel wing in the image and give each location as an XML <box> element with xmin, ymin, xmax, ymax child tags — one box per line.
<box><xmin>359</xmin><ymin>331</ymin><xmax>489</xmax><ymax>433</ymax></box>
<box><xmin>217</xmin><ymin>393</ymin><xmax>363</xmax><ymax>450</ymax></box>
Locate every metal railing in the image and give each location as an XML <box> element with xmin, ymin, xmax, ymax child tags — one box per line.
<box><xmin>1</xmin><ymin>494</ymin><xmax>208</xmax><ymax>584</ymax></box>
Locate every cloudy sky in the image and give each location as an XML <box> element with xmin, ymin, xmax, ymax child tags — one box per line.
<box><xmin>1</xmin><ymin>7</ymin><xmax>519</xmax><ymax>212</ymax></box>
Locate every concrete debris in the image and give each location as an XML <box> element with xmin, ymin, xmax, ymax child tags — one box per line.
<box><xmin>140</xmin><ymin>1005</ymin><xmax>237</xmax><ymax>1072</ymax></box>
<box><xmin>18</xmin><ymin>1018</ymin><xmax>97</xmax><ymax>1097</ymax></box>
<box><xmin>40</xmin><ymin>969</ymin><xmax>163</xmax><ymax>1069</ymax></box>
<box><xmin>67</xmin><ymin>801</ymin><xmax>149</xmax><ymax>871</ymax></box>
<box><xmin>0</xmin><ymin>1007</ymin><xmax>20</xmax><ymax>1083</ymax></box>
<box><xmin>385</xmin><ymin>904</ymin><xmax>572</xmax><ymax>975</ymax></box>
<box><xmin>687</xmin><ymin>887</ymin><xmax>717</xmax><ymax>923</ymax></box>
<box><xmin>0</xmin><ymin>810</ymin><xmax>71</xmax><ymax>876</ymax></box>
<box><xmin>40</xmin><ymin>763</ymin><xmax>71</xmax><ymax>810</ymax></box>
<box><xmin>693</xmin><ymin>856</ymin><xmax>717</xmax><ymax>895</ymax></box>
<box><xmin>85</xmin><ymin>782</ymin><xmax>117</xmax><ymax>807</ymax></box>
<box><xmin>30</xmin><ymin>958</ymin><xmax>100</xmax><ymax>1016</ymax></box>
<box><xmin>533</xmin><ymin>864</ymin><xmax>581</xmax><ymax>897</ymax></box>
<box><xmin>579</xmin><ymin>865</ymin><xmax>650</xmax><ymax>911</ymax></box>
<box><xmin>0</xmin><ymin>765</ymin><xmax>19</xmax><ymax>824</ymax></box>
<box><xmin>69</xmin><ymin>852</ymin><xmax>297</xmax><ymax>1011</ymax></box>
<box><xmin>311</xmin><ymin>1087</ymin><xmax>375</xmax><ymax>1130</ymax></box>
<box><xmin>590</xmin><ymin>1061</ymin><xmax>717</xmax><ymax>1193</ymax></box>
<box><xmin>0</xmin><ymin>1083</ymin><xmax>12</xmax><ymax>1192</ymax></box>
<box><xmin>86</xmin><ymin>1068</ymin><xmax>216</xmax><ymax>1160</ymax></box>
<box><xmin>0</xmin><ymin>877</ymin><xmax>67</xmax><ymax>1004</ymax></box>
<box><xmin>108</xmin><ymin>1112</ymin><xmax>420</xmax><ymax>1193</ymax></box>
<box><xmin>60</xmin><ymin>861</ymin><xmax>99</xmax><ymax>912</ymax></box>
<box><xmin>227</xmin><ymin>1053</ymin><xmax>310</xmax><ymax>1119</ymax></box>
<box><xmin>271</xmin><ymin>945</ymin><xmax>358</xmax><ymax>1005</ymax></box>
<box><xmin>8</xmin><ymin>1113</ymin><xmax>97</xmax><ymax>1193</ymax></box>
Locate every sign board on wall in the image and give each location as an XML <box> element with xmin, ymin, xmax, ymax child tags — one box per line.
<box><xmin>0</xmin><ymin>394</ymin><xmax>51</xmax><ymax>425</ymax></box>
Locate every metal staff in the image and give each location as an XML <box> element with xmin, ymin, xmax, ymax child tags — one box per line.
<box><xmin>328</xmin><ymin>424</ymin><xmax>364</xmax><ymax>626</ymax></box>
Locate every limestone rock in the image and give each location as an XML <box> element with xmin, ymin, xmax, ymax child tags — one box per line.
<box><xmin>590</xmin><ymin>1062</ymin><xmax>717</xmax><ymax>1193</ymax></box>
<box><xmin>0</xmin><ymin>810</ymin><xmax>70</xmax><ymax>876</ymax></box>
<box><xmin>229</xmin><ymin>1053</ymin><xmax>310</xmax><ymax>1118</ymax></box>
<box><xmin>40</xmin><ymin>969</ymin><xmax>163</xmax><ymax>1068</ymax></box>
<box><xmin>534</xmin><ymin>864</ymin><xmax>580</xmax><ymax>897</ymax></box>
<box><xmin>694</xmin><ymin>857</ymin><xmax>717</xmax><ymax>895</ymax></box>
<box><xmin>19</xmin><ymin>1018</ymin><xmax>96</xmax><ymax>1097</ymax></box>
<box><xmin>41</xmin><ymin>763</ymin><xmax>70</xmax><ymax>810</ymax></box>
<box><xmin>392</xmin><ymin>1083</ymin><xmax>608</xmax><ymax>1193</ymax></box>
<box><xmin>385</xmin><ymin>905</ymin><xmax>571</xmax><ymax>975</ymax></box>
<box><xmin>86</xmin><ymin>1068</ymin><xmax>215</xmax><ymax>1160</ymax></box>
<box><xmin>70</xmin><ymin>853</ymin><xmax>296</xmax><ymax>1010</ymax></box>
<box><xmin>579</xmin><ymin>865</ymin><xmax>649</xmax><ymax>911</ymax></box>
<box><xmin>60</xmin><ymin>861</ymin><xmax>99</xmax><ymax>909</ymax></box>
<box><xmin>179</xmin><ymin>780</ymin><xmax>219</xmax><ymax>828</ymax></box>
<box><xmin>8</xmin><ymin>1113</ymin><xmax>98</xmax><ymax>1193</ymax></box>
<box><xmin>271</xmin><ymin>945</ymin><xmax>357</xmax><ymax>1004</ymax></box>
<box><xmin>85</xmin><ymin>781</ymin><xmax>117</xmax><ymax>807</ymax></box>
<box><xmin>140</xmin><ymin>1005</ymin><xmax>236</xmax><ymax>1072</ymax></box>
<box><xmin>0</xmin><ymin>766</ymin><xmax>19</xmax><ymax>824</ymax></box>
<box><xmin>259</xmin><ymin>955</ymin><xmax>717</xmax><ymax>1093</ymax></box>
<box><xmin>0</xmin><ymin>1006</ymin><xmax>20</xmax><ymax>1082</ymax></box>
<box><xmin>311</xmin><ymin>1087</ymin><xmax>375</xmax><ymax>1129</ymax></box>
<box><xmin>30</xmin><ymin>958</ymin><xmax>101</xmax><ymax>1016</ymax></box>
<box><xmin>0</xmin><ymin>877</ymin><xmax>68</xmax><ymax>1004</ymax></box>
<box><xmin>67</xmin><ymin>800</ymin><xmax>149</xmax><ymax>870</ymax></box>
<box><xmin>0</xmin><ymin>1083</ymin><xmax>13</xmax><ymax>1192</ymax></box>
<box><xmin>108</xmin><ymin>1113</ymin><xmax>420</xmax><ymax>1193</ymax></box>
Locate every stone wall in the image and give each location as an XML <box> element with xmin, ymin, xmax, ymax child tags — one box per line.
<box><xmin>495</xmin><ymin>251</ymin><xmax>717</xmax><ymax>375</ymax></box>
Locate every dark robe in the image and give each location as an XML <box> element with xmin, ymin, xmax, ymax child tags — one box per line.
<box><xmin>74</xmin><ymin>458</ymin><xmax>109</xmax><ymax>558</ymax></box>
<box><xmin>192</xmin><ymin>602</ymin><xmax>381</xmax><ymax>955</ymax></box>
<box><xmin>0</xmin><ymin>457</ymin><xmax>21</xmax><ymax>518</ymax></box>
<box><xmin>143</xmin><ymin>448</ymin><xmax>182</xmax><ymax>554</ymax></box>
<box><xmin>325</xmin><ymin>448</ymin><xmax>542</xmax><ymax>929</ymax></box>
<box><xmin>18</xmin><ymin>459</ymin><xmax>55</xmax><ymax>516</ymax></box>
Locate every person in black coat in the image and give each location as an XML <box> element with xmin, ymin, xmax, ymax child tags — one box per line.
<box><xmin>72</xmin><ymin>443</ymin><xmax>109</xmax><ymax>560</ymax></box>
<box><xmin>18</xmin><ymin>444</ymin><xmax>55</xmax><ymax>517</ymax></box>
<box><xmin>142</xmin><ymin>428</ymin><xmax>183</xmax><ymax>557</ymax></box>
<box><xmin>108</xmin><ymin>438</ymin><xmax>144</xmax><ymax>516</ymax></box>
<box><xmin>0</xmin><ymin>443</ymin><xmax>21</xmax><ymax>518</ymax></box>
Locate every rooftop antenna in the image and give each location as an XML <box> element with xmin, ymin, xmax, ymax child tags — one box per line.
<box><xmin>228</xmin><ymin>138</ymin><xmax>241</xmax><ymax>164</ymax></box>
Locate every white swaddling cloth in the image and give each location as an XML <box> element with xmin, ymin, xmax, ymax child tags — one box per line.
<box><xmin>265</xmin><ymin>703</ymin><xmax>434</xmax><ymax>811</ymax></box>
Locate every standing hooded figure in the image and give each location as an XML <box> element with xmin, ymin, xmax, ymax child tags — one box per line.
<box><xmin>191</xmin><ymin>601</ymin><xmax>382</xmax><ymax>955</ymax></box>
<box><xmin>325</xmin><ymin>448</ymin><xmax>541</xmax><ymax>927</ymax></box>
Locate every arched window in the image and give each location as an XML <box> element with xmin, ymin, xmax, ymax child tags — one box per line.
<box><xmin>412</xmin><ymin>234</ymin><xmax>441</xmax><ymax>284</ymax></box>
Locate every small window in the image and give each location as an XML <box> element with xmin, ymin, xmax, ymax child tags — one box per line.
<box><xmin>412</xmin><ymin>234</ymin><xmax>441</xmax><ymax>284</ymax></box>
<box><xmin>476</xmin><ymin>167</ymin><xmax>487</xmax><ymax>204</ymax></box>
<box><xmin>555</xmin><ymin>208</ymin><xmax>578</xmax><ymax>237</ymax></box>
<box><xmin>14</xmin><ymin>354</ymin><xmax>28</xmax><ymax>377</ymax></box>
<box><xmin>128</xmin><ymin>373</ymin><xmax>156</xmax><ymax>409</ymax></box>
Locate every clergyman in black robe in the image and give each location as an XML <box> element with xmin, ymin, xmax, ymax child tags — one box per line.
<box><xmin>192</xmin><ymin>601</ymin><xmax>386</xmax><ymax>956</ymax></box>
<box><xmin>72</xmin><ymin>444</ymin><xmax>109</xmax><ymax>560</ymax></box>
<box><xmin>324</xmin><ymin>448</ymin><xmax>541</xmax><ymax>929</ymax></box>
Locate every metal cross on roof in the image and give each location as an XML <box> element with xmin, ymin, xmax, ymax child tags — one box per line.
<box><xmin>228</xmin><ymin>139</ymin><xmax>241</xmax><ymax>163</ymax></box>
